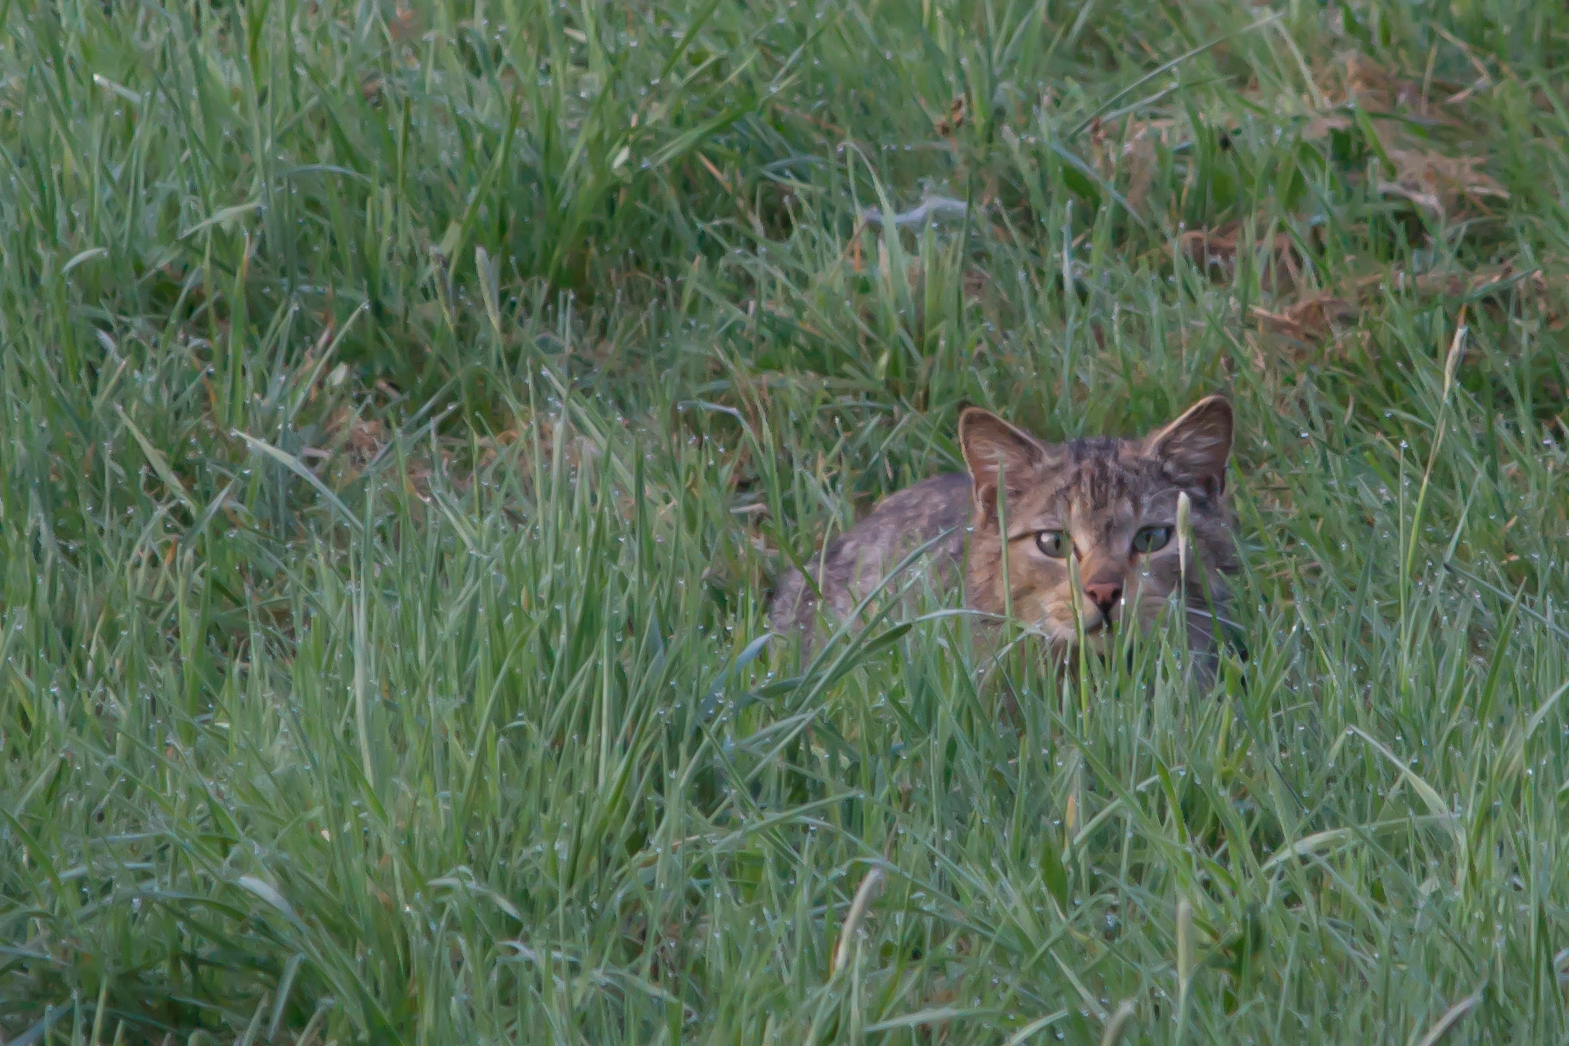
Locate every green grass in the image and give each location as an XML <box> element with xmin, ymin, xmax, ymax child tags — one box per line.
<box><xmin>3</xmin><ymin>0</ymin><xmax>1569</xmax><ymax>1042</ymax></box>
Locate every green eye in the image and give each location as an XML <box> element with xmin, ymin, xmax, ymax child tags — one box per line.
<box><xmin>1035</xmin><ymin>530</ymin><xmax>1068</xmax><ymax>558</ymax></box>
<box><xmin>1133</xmin><ymin>526</ymin><xmax>1173</xmax><ymax>553</ymax></box>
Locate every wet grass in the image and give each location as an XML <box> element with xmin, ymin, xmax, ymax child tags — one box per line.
<box><xmin>2</xmin><ymin>0</ymin><xmax>1569</xmax><ymax>1042</ymax></box>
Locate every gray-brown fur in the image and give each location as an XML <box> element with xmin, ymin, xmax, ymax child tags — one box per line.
<box><xmin>768</xmin><ymin>472</ymin><xmax>971</xmax><ymax>634</ymax></box>
<box><xmin>769</xmin><ymin>396</ymin><xmax>1238</xmax><ymax>668</ymax></box>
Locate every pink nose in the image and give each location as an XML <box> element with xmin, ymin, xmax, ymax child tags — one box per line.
<box><xmin>1083</xmin><ymin>582</ymin><xmax>1123</xmax><ymax>615</ymax></box>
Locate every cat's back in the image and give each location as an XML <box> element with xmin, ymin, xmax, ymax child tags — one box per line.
<box><xmin>769</xmin><ymin>472</ymin><xmax>971</xmax><ymax>635</ymax></box>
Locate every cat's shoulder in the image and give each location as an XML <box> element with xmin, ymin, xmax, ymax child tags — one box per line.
<box><xmin>862</xmin><ymin>471</ymin><xmax>971</xmax><ymax>525</ymax></box>
<box><xmin>767</xmin><ymin>471</ymin><xmax>970</xmax><ymax>635</ymax></box>
<box><xmin>818</xmin><ymin>471</ymin><xmax>970</xmax><ymax>567</ymax></box>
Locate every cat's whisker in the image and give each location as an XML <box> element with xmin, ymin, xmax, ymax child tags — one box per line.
<box><xmin>1181</xmin><ymin>605</ymin><xmax>1243</xmax><ymax>631</ymax></box>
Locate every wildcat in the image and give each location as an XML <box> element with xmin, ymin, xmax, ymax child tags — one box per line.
<box><xmin>769</xmin><ymin>395</ymin><xmax>1238</xmax><ymax>669</ymax></box>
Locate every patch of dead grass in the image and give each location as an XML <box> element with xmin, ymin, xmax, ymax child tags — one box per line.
<box><xmin>1180</xmin><ymin>219</ymin><xmax>1305</xmax><ymax>294</ymax></box>
<box><xmin>1378</xmin><ymin>148</ymin><xmax>1509</xmax><ymax>220</ymax></box>
<box><xmin>1251</xmin><ymin>293</ymin><xmax>1359</xmax><ymax>343</ymax></box>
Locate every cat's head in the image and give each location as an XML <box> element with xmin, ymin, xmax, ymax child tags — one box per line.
<box><xmin>958</xmin><ymin>395</ymin><xmax>1236</xmax><ymax>648</ymax></box>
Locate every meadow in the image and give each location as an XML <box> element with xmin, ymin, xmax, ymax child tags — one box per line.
<box><xmin>2</xmin><ymin>0</ymin><xmax>1569</xmax><ymax>1042</ymax></box>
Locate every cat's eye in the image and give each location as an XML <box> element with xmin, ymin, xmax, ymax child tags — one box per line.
<box><xmin>1035</xmin><ymin>530</ymin><xmax>1068</xmax><ymax>558</ymax></box>
<box><xmin>1133</xmin><ymin>526</ymin><xmax>1173</xmax><ymax>554</ymax></box>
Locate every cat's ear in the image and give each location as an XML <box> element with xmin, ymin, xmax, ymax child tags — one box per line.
<box><xmin>1144</xmin><ymin>394</ymin><xmax>1233</xmax><ymax>495</ymax></box>
<box><xmin>959</xmin><ymin>407</ymin><xmax>1045</xmax><ymax>513</ymax></box>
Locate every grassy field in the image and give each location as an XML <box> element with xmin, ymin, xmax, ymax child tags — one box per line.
<box><xmin>3</xmin><ymin>0</ymin><xmax>1569</xmax><ymax>1042</ymax></box>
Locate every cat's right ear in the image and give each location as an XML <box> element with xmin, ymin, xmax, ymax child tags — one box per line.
<box><xmin>958</xmin><ymin>408</ymin><xmax>1043</xmax><ymax>515</ymax></box>
<box><xmin>1144</xmin><ymin>394</ymin><xmax>1233</xmax><ymax>495</ymax></box>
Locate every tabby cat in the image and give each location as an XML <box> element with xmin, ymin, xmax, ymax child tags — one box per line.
<box><xmin>769</xmin><ymin>395</ymin><xmax>1238</xmax><ymax>668</ymax></box>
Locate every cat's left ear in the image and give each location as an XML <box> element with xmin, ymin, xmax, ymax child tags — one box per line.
<box><xmin>1144</xmin><ymin>394</ymin><xmax>1233</xmax><ymax>495</ymax></box>
<box><xmin>958</xmin><ymin>407</ymin><xmax>1046</xmax><ymax>516</ymax></box>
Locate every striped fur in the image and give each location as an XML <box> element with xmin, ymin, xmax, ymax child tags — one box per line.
<box><xmin>770</xmin><ymin>396</ymin><xmax>1238</xmax><ymax>670</ymax></box>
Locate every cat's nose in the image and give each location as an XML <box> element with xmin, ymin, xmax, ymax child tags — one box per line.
<box><xmin>1083</xmin><ymin>582</ymin><xmax>1123</xmax><ymax>616</ymax></box>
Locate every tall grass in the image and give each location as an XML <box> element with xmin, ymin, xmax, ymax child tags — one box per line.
<box><xmin>3</xmin><ymin>0</ymin><xmax>1568</xmax><ymax>1042</ymax></box>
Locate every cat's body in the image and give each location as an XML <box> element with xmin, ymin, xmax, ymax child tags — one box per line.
<box><xmin>769</xmin><ymin>396</ymin><xmax>1239</xmax><ymax>669</ymax></box>
<box><xmin>769</xmin><ymin>472</ymin><xmax>972</xmax><ymax>628</ymax></box>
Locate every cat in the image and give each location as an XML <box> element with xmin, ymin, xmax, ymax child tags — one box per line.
<box><xmin>769</xmin><ymin>394</ymin><xmax>1239</xmax><ymax>671</ymax></box>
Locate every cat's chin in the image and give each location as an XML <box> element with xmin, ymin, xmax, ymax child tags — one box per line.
<box><xmin>1072</xmin><ymin>625</ymin><xmax>1119</xmax><ymax>654</ymax></box>
<box><xmin>1033</xmin><ymin>620</ymin><xmax>1115</xmax><ymax>652</ymax></box>
<box><xmin>1048</xmin><ymin>614</ymin><xmax>1159</xmax><ymax>654</ymax></box>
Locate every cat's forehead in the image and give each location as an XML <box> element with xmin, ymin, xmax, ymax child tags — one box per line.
<box><xmin>1041</xmin><ymin>438</ymin><xmax>1166</xmax><ymax>510</ymax></box>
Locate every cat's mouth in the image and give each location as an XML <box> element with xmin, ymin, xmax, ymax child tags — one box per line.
<box><xmin>1082</xmin><ymin>609</ymin><xmax>1120</xmax><ymax>634</ymax></box>
<box><xmin>1052</xmin><ymin>615</ymin><xmax>1115</xmax><ymax>645</ymax></box>
<box><xmin>1037</xmin><ymin>603</ymin><xmax>1127</xmax><ymax>644</ymax></box>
